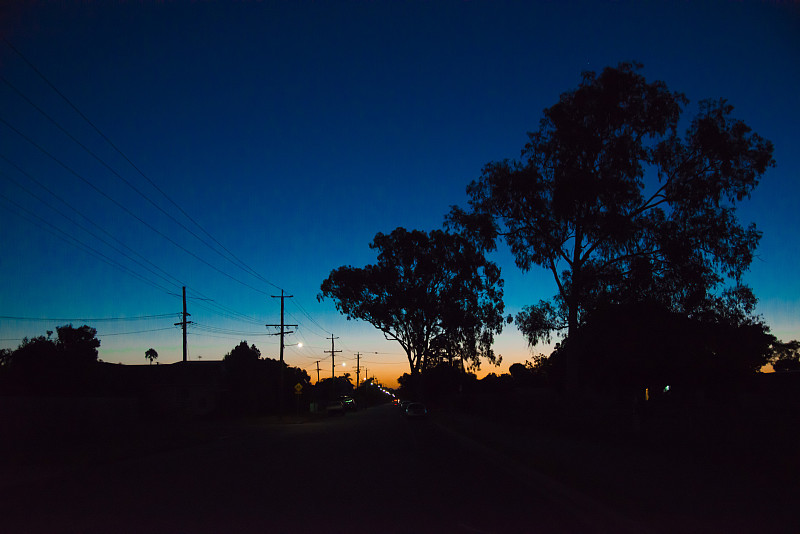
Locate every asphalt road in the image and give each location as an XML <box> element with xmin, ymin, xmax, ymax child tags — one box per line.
<box><xmin>1</xmin><ymin>404</ymin><xmax>642</xmax><ymax>533</ymax></box>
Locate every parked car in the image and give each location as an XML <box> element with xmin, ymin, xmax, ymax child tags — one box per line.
<box><xmin>399</xmin><ymin>400</ymin><xmax>412</xmax><ymax>414</ymax></box>
<box><xmin>404</xmin><ymin>402</ymin><xmax>428</xmax><ymax>419</ymax></box>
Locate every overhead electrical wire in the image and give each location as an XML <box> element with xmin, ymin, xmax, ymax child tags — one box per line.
<box><xmin>188</xmin><ymin>297</ymin><xmax>264</xmax><ymax>326</ymax></box>
<box><xmin>98</xmin><ymin>326</ymin><xmax>178</xmax><ymax>337</ymax></box>
<box><xmin>2</xmin><ymin>163</ymin><xmax>269</xmax><ymax>334</ymax></box>
<box><xmin>0</xmin><ymin>201</ymin><xmax>270</xmax><ymax>355</ymax></box>
<box><xmin>1</xmin><ymin>74</ymin><xmax>284</xmax><ymax>293</ymax></box>
<box><xmin>1</xmin><ymin>176</ymin><xmax>289</xmax><ymax>350</ymax></box>
<box><xmin>1</xmin><ymin>97</ymin><xmax>274</xmax><ymax>330</ymax></box>
<box><xmin>191</xmin><ymin>323</ymin><xmax>275</xmax><ymax>337</ymax></box>
<box><xmin>0</xmin><ymin>314</ymin><xmax>176</xmax><ymax>322</ymax></box>
<box><xmin>1</xmin><ymin>168</ymin><xmax>186</xmax><ymax>293</ymax></box>
<box><xmin>188</xmin><ymin>329</ymin><xmax>279</xmax><ymax>344</ymax></box>
<box><xmin>0</xmin><ymin>155</ymin><xmax>188</xmax><ymax>291</ymax></box>
<box><xmin>0</xmin><ymin>192</ymin><xmax>176</xmax><ymax>294</ymax></box>
<box><xmin>2</xmin><ymin>38</ymin><xmax>283</xmax><ymax>293</ymax></box>
<box><xmin>1</xmin><ymin>38</ymin><xmax>344</xmax><ymax>348</ymax></box>
<box><xmin>290</xmin><ymin>300</ymin><xmax>333</xmax><ymax>336</ymax></box>
<box><xmin>0</xmin><ymin>117</ymin><xmax>276</xmax><ymax>296</ymax></box>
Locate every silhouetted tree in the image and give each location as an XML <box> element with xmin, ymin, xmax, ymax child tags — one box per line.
<box><xmin>145</xmin><ymin>348</ymin><xmax>158</xmax><ymax>365</ymax></box>
<box><xmin>509</xmin><ymin>354</ymin><xmax>552</xmax><ymax>387</ymax></box>
<box><xmin>397</xmin><ymin>363</ymin><xmax>477</xmax><ymax>403</ymax></box>
<box><xmin>0</xmin><ymin>348</ymin><xmax>12</xmax><ymax>368</ymax></box>
<box><xmin>55</xmin><ymin>324</ymin><xmax>100</xmax><ymax>366</ymax></box>
<box><xmin>448</xmin><ymin>62</ymin><xmax>774</xmax><ymax>388</ymax></box>
<box><xmin>771</xmin><ymin>339</ymin><xmax>800</xmax><ymax>372</ymax></box>
<box><xmin>274</xmin><ymin>360</ymin><xmax>312</xmax><ymax>412</ymax></box>
<box><xmin>479</xmin><ymin>372</ymin><xmax>514</xmax><ymax>395</ymax></box>
<box><xmin>221</xmin><ymin>341</ymin><xmax>310</xmax><ymax>414</ymax></box>
<box><xmin>319</xmin><ymin>227</ymin><xmax>506</xmax><ymax>375</ymax></box>
<box><xmin>0</xmin><ymin>325</ymin><xmax>100</xmax><ymax>395</ymax></box>
<box><xmin>222</xmin><ymin>341</ymin><xmax>263</xmax><ymax>413</ymax></box>
<box><xmin>508</xmin><ymin>362</ymin><xmax>527</xmax><ymax>378</ymax></box>
<box><xmin>559</xmin><ymin>300</ymin><xmax>774</xmax><ymax>401</ymax></box>
<box><xmin>1</xmin><ymin>334</ymin><xmax>57</xmax><ymax>394</ymax></box>
<box><xmin>315</xmin><ymin>375</ymin><xmax>354</xmax><ymax>402</ymax></box>
<box><xmin>223</xmin><ymin>341</ymin><xmax>261</xmax><ymax>366</ymax></box>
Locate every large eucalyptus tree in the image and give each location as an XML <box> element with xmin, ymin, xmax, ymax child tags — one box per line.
<box><xmin>319</xmin><ymin>227</ymin><xmax>506</xmax><ymax>374</ymax></box>
<box><xmin>448</xmin><ymin>62</ymin><xmax>774</xmax><ymax>352</ymax></box>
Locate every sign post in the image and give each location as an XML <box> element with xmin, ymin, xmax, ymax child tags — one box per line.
<box><xmin>294</xmin><ymin>383</ymin><xmax>303</xmax><ymax>416</ymax></box>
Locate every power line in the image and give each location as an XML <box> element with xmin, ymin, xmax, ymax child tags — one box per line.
<box><xmin>1</xmin><ymin>167</ymin><xmax>186</xmax><ymax>292</ymax></box>
<box><xmin>0</xmin><ymin>117</ymin><xmax>273</xmax><ymax>296</ymax></box>
<box><xmin>0</xmin><ymin>192</ymin><xmax>177</xmax><ymax>294</ymax></box>
<box><xmin>0</xmin><ymin>314</ymin><xmax>176</xmax><ymax>322</ymax></box>
<box><xmin>192</xmin><ymin>323</ymin><xmax>278</xmax><ymax>337</ymax></box>
<box><xmin>1</xmin><ymin>75</ymin><xmax>283</xmax><ymax>293</ymax></box>
<box><xmin>189</xmin><ymin>298</ymin><xmax>264</xmax><ymax>326</ymax></box>
<box><xmin>290</xmin><ymin>299</ymin><xmax>333</xmax><ymax>336</ymax></box>
<box><xmin>187</xmin><ymin>331</ymin><xmax>278</xmax><ymax>343</ymax></box>
<box><xmin>0</xmin><ymin>155</ymin><xmax>189</xmax><ymax>290</ymax></box>
<box><xmin>0</xmin><ymin>190</ymin><xmax>330</xmax><ymax>353</ymax></box>
<box><xmin>99</xmin><ymin>326</ymin><xmax>178</xmax><ymax>337</ymax></box>
<box><xmin>2</xmin><ymin>38</ymin><xmax>283</xmax><ymax>293</ymax></box>
<box><xmin>2</xmin><ymin>163</ymin><xmax>273</xmax><ymax>333</ymax></box>
<box><xmin>1</xmin><ymin>38</ymin><xmax>343</xmax><ymax>344</ymax></box>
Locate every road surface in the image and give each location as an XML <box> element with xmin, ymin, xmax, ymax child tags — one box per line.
<box><xmin>1</xmin><ymin>404</ymin><xmax>640</xmax><ymax>533</ymax></box>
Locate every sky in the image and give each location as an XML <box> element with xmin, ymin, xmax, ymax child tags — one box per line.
<box><xmin>1</xmin><ymin>1</ymin><xmax>798</xmax><ymax>387</ymax></box>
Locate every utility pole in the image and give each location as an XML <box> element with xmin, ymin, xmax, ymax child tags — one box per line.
<box><xmin>355</xmin><ymin>352</ymin><xmax>361</xmax><ymax>391</ymax></box>
<box><xmin>354</xmin><ymin>352</ymin><xmax>376</xmax><ymax>391</ymax></box>
<box><xmin>266</xmin><ymin>289</ymin><xmax>297</xmax><ymax>415</ymax></box>
<box><xmin>174</xmin><ymin>286</ymin><xmax>192</xmax><ymax>362</ymax></box>
<box><xmin>314</xmin><ymin>360</ymin><xmax>321</xmax><ymax>384</ymax></box>
<box><xmin>324</xmin><ymin>334</ymin><xmax>341</xmax><ymax>397</ymax></box>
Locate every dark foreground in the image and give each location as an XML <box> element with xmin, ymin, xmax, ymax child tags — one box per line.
<box><xmin>1</xmin><ymin>403</ymin><xmax>796</xmax><ymax>533</ymax></box>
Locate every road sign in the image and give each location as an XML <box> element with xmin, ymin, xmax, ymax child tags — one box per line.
<box><xmin>294</xmin><ymin>383</ymin><xmax>303</xmax><ymax>395</ymax></box>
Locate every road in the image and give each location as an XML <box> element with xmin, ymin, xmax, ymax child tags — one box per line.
<box><xmin>1</xmin><ymin>404</ymin><xmax>641</xmax><ymax>533</ymax></box>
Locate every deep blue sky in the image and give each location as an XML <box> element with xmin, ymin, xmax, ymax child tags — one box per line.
<box><xmin>1</xmin><ymin>1</ymin><xmax>798</xmax><ymax>385</ymax></box>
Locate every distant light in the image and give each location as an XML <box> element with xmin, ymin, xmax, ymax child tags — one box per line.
<box><xmin>298</xmin><ymin>343</ymin><xmax>303</xmax><ymax>348</ymax></box>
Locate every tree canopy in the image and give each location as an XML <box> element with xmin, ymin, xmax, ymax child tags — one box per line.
<box><xmin>145</xmin><ymin>348</ymin><xmax>158</xmax><ymax>365</ymax></box>
<box><xmin>0</xmin><ymin>324</ymin><xmax>101</xmax><ymax>395</ymax></box>
<box><xmin>771</xmin><ymin>339</ymin><xmax>800</xmax><ymax>372</ymax></box>
<box><xmin>319</xmin><ymin>227</ymin><xmax>506</xmax><ymax>374</ymax></box>
<box><xmin>448</xmin><ymin>62</ymin><xmax>774</xmax><ymax>350</ymax></box>
<box><xmin>223</xmin><ymin>340</ymin><xmax>261</xmax><ymax>367</ymax></box>
<box><xmin>563</xmin><ymin>300</ymin><xmax>774</xmax><ymax>397</ymax></box>
<box><xmin>221</xmin><ymin>341</ymin><xmax>311</xmax><ymax>414</ymax></box>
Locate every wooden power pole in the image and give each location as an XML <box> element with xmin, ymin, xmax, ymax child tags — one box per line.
<box><xmin>266</xmin><ymin>289</ymin><xmax>297</xmax><ymax>415</ymax></box>
<box><xmin>325</xmin><ymin>334</ymin><xmax>341</xmax><ymax>396</ymax></box>
<box><xmin>355</xmin><ymin>352</ymin><xmax>361</xmax><ymax>391</ymax></box>
<box><xmin>174</xmin><ymin>286</ymin><xmax>192</xmax><ymax>362</ymax></box>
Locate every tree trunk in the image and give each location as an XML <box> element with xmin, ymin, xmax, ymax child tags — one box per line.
<box><xmin>564</xmin><ymin>241</ymin><xmax>583</xmax><ymax>396</ymax></box>
<box><xmin>564</xmin><ymin>296</ymin><xmax>580</xmax><ymax>395</ymax></box>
